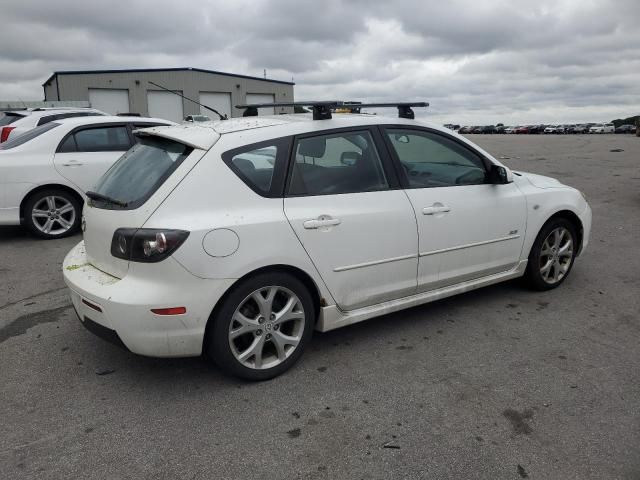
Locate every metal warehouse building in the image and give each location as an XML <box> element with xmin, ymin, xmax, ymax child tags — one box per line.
<box><xmin>42</xmin><ymin>67</ymin><xmax>295</xmax><ymax>122</ymax></box>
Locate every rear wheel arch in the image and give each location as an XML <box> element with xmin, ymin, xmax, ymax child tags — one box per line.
<box><xmin>203</xmin><ymin>264</ymin><xmax>323</xmax><ymax>349</ymax></box>
<box><xmin>20</xmin><ymin>184</ymin><xmax>84</xmax><ymax>221</ymax></box>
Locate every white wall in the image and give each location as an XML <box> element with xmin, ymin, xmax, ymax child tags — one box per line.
<box><xmin>246</xmin><ymin>93</ymin><xmax>276</xmax><ymax>115</ymax></box>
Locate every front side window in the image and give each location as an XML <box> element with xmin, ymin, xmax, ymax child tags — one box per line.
<box><xmin>92</xmin><ymin>136</ymin><xmax>193</xmax><ymax>209</ymax></box>
<box><xmin>386</xmin><ymin>129</ymin><xmax>488</xmax><ymax>188</ymax></box>
<box><xmin>289</xmin><ymin>130</ymin><xmax>388</xmax><ymax>196</ymax></box>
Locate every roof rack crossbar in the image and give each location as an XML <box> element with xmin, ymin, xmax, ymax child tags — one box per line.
<box><xmin>234</xmin><ymin>101</ymin><xmax>428</xmax><ymax>120</ymax></box>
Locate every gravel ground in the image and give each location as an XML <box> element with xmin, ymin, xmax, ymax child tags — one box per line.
<box><xmin>1</xmin><ymin>134</ymin><xmax>639</xmax><ymax>479</ymax></box>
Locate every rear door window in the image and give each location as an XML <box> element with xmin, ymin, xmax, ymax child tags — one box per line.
<box><xmin>91</xmin><ymin>136</ymin><xmax>193</xmax><ymax>209</ymax></box>
<box><xmin>57</xmin><ymin>125</ymin><xmax>131</xmax><ymax>153</ymax></box>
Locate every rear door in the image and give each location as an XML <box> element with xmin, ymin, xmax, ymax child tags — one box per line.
<box><xmin>283</xmin><ymin>128</ymin><xmax>418</xmax><ymax>311</ymax></box>
<box><xmin>53</xmin><ymin>123</ymin><xmax>132</xmax><ymax>192</ymax></box>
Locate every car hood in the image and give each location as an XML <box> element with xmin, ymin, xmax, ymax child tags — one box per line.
<box><xmin>515</xmin><ymin>171</ymin><xmax>566</xmax><ymax>189</ymax></box>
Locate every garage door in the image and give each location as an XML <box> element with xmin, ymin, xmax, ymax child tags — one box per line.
<box><xmin>89</xmin><ymin>89</ymin><xmax>130</xmax><ymax>115</ymax></box>
<box><xmin>147</xmin><ymin>91</ymin><xmax>184</xmax><ymax>123</ymax></box>
<box><xmin>199</xmin><ymin>92</ymin><xmax>231</xmax><ymax>119</ymax></box>
<box><xmin>246</xmin><ymin>93</ymin><xmax>275</xmax><ymax>115</ymax></box>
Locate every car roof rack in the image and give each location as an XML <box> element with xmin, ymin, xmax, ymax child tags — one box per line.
<box><xmin>234</xmin><ymin>101</ymin><xmax>428</xmax><ymax>120</ymax></box>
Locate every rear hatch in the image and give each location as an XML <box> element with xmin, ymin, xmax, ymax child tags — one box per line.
<box><xmin>83</xmin><ymin>128</ymin><xmax>216</xmax><ymax>278</ymax></box>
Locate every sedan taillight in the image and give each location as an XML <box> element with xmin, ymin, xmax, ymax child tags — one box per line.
<box><xmin>111</xmin><ymin>228</ymin><xmax>189</xmax><ymax>263</ymax></box>
<box><xmin>0</xmin><ymin>126</ymin><xmax>15</xmax><ymax>143</ymax></box>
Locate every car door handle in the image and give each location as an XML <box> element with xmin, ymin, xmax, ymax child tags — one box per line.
<box><xmin>422</xmin><ymin>205</ymin><xmax>451</xmax><ymax>215</ymax></box>
<box><xmin>303</xmin><ymin>217</ymin><xmax>341</xmax><ymax>229</ymax></box>
<box><xmin>62</xmin><ymin>160</ymin><xmax>83</xmax><ymax>167</ymax></box>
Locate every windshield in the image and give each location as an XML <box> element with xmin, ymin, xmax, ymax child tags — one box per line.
<box><xmin>0</xmin><ymin>113</ymin><xmax>25</xmax><ymax>126</ymax></box>
<box><xmin>92</xmin><ymin>136</ymin><xmax>193</xmax><ymax>210</ymax></box>
<box><xmin>0</xmin><ymin>122</ymin><xmax>59</xmax><ymax>150</ymax></box>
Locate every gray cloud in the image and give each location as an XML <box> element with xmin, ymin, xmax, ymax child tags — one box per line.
<box><xmin>1</xmin><ymin>0</ymin><xmax>639</xmax><ymax>124</ymax></box>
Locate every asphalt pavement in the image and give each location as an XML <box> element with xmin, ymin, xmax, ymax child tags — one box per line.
<box><xmin>1</xmin><ymin>134</ymin><xmax>639</xmax><ymax>479</ymax></box>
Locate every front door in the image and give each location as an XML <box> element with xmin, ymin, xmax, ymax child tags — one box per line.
<box><xmin>284</xmin><ymin>129</ymin><xmax>418</xmax><ymax>311</ymax></box>
<box><xmin>383</xmin><ymin>127</ymin><xmax>526</xmax><ymax>291</ymax></box>
<box><xmin>54</xmin><ymin>124</ymin><xmax>131</xmax><ymax>192</ymax></box>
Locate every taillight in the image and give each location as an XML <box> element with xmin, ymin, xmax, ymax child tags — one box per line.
<box><xmin>0</xmin><ymin>126</ymin><xmax>15</xmax><ymax>143</ymax></box>
<box><xmin>111</xmin><ymin>228</ymin><xmax>189</xmax><ymax>262</ymax></box>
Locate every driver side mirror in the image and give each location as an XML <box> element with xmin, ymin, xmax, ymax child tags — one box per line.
<box><xmin>489</xmin><ymin>165</ymin><xmax>510</xmax><ymax>184</ymax></box>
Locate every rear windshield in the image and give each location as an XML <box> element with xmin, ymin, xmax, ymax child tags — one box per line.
<box><xmin>0</xmin><ymin>113</ymin><xmax>25</xmax><ymax>126</ymax></box>
<box><xmin>0</xmin><ymin>122</ymin><xmax>59</xmax><ymax>150</ymax></box>
<box><xmin>92</xmin><ymin>136</ymin><xmax>193</xmax><ymax>210</ymax></box>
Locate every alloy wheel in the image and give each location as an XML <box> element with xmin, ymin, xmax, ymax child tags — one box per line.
<box><xmin>31</xmin><ymin>195</ymin><xmax>76</xmax><ymax>236</ymax></box>
<box><xmin>228</xmin><ymin>286</ymin><xmax>305</xmax><ymax>370</ymax></box>
<box><xmin>539</xmin><ymin>227</ymin><xmax>574</xmax><ymax>284</ymax></box>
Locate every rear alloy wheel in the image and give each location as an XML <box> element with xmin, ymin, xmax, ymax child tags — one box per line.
<box><xmin>23</xmin><ymin>189</ymin><xmax>81</xmax><ymax>239</ymax></box>
<box><xmin>206</xmin><ymin>272</ymin><xmax>315</xmax><ymax>380</ymax></box>
<box><xmin>525</xmin><ymin>218</ymin><xmax>578</xmax><ymax>290</ymax></box>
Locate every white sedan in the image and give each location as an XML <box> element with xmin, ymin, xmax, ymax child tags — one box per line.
<box><xmin>0</xmin><ymin>115</ymin><xmax>173</xmax><ymax>238</ymax></box>
<box><xmin>589</xmin><ymin>123</ymin><xmax>615</xmax><ymax>133</ymax></box>
<box><xmin>63</xmin><ymin>107</ymin><xmax>591</xmax><ymax>380</ymax></box>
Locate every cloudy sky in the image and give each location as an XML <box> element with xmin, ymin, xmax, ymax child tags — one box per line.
<box><xmin>1</xmin><ymin>0</ymin><xmax>639</xmax><ymax>124</ymax></box>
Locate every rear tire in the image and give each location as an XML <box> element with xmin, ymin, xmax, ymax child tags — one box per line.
<box><xmin>23</xmin><ymin>189</ymin><xmax>81</xmax><ymax>239</ymax></box>
<box><xmin>524</xmin><ymin>218</ymin><xmax>578</xmax><ymax>291</ymax></box>
<box><xmin>205</xmin><ymin>272</ymin><xmax>315</xmax><ymax>381</ymax></box>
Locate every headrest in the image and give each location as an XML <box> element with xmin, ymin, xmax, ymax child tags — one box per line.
<box><xmin>298</xmin><ymin>137</ymin><xmax>326</xmax><ymax>158</ymax></box>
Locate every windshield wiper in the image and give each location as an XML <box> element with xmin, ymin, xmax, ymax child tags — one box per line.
<box><xmin>86</xmin><ymin>191</ymin><xmax>128</xmax><ymax>207</ymax></box>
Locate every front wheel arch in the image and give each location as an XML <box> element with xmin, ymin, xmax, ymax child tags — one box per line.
<box><xmin>533</xmin><ymin>210</ymin><xmax>583</xmax><ymax>257</ymax></box>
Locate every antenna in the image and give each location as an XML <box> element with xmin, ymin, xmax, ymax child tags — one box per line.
<box><xmin>148</xmin><ymin>81</ymin><xmax>227</xmax><ymax>120</ymax></box>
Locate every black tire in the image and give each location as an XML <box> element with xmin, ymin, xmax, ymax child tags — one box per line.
<box><xmin>23</xmin><ymin>189</ymin><xmax>82</xmax><ymax>239</ymax></box>
<box><xmin>205</xmin><ymin>272</ymin><xmax>315</xmax><ymax>381</ymax></box>
<box><xmin>524</xmin><ymin>217</ymin><xmax>578</xmax><ymax>291</ymax></box>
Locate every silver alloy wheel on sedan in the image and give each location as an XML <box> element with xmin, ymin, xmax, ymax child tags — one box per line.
<box><xmin>228</xmin><ymin>286</ymin><xmax>306</xmax><ymax>370</ymax></box>
<box><xmin>539</xmin><ymin>226</ymin><xmax>574</xmax><ymax>284</ymax></box>
<box><xmin>31</xmin><ymin>195</ymin><xmax>76</xmax><ymax>236</ymax></box>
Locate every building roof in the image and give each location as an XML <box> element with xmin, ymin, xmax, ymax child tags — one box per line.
<box><xmin>42</xmin><ymin>67</ymin><xmax>295</xmax><ymax>87</ymax></box>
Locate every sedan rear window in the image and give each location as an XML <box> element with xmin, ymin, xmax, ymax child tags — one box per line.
<box><xmin>0</xmin><ymin>122</ymin><xmax>59</xmax><ymax>150</ymax></box>
<box><xmin>92</xmin><ymin>136</ymin><xmax>193</xmax><ymax>209</ymax></box>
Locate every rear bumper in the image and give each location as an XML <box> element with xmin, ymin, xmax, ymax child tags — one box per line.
<box><xmin>63</xmin><ymin>241</ymin><xmax>235</xmax><ymax>357</ymax></box>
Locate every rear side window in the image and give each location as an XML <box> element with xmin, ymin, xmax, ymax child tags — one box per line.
<box><xmin>221</xmin><ymin>137</ymin><xmax>290</xmax><ymax>197</ymax></box>
<box><xmin>92</xmin><ymin>136</ymin><xmax>193</xmax><ymax>210</ymax></box>
<box><xmin>0</xmin><ymin>122</ymin><xmax>59</xmax><ymax>150</ymax></box>
<box><xmin>0</xmin><ymin>113</ymin><xmax>25</xmax><ymax>126</ymax></box>
<box><xmin>58</xmin><ymin>126</ymin><xmax>131</xmax><ymax>153</ymax></box>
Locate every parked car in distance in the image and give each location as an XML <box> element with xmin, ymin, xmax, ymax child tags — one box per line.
<box><xmin>515</xmin><ymin>126</ymin><xmax>529</xmax><ymax>134</ymax></box>
<box><xmin>571</xmin><ymin>124</ymin><xmax>588</xmax><ymax>134</ymax></box>
<box><xmin>504</xmin><ymin>126</ymin><xmax>517</xmax><ymax>134</ymax></box>
<box><xmin>0</xmin><ymin>108</ymin><xmax>106</xmax><ymax>143</ymax></box>
<box><xmin>589</xmin><ymin>123</ymin><xmax>615</xmax><ymax>133</ymax></box>
<box><xmin>615</xmin><ymin>124</ymin><xmax>636</xmax><ymax>134</ymax></box>
<box><xmin>495</xmin><ymin>125</ymin><xmax>506</xmax><ymax>134</ymax></box>
<box><xmin>62</xmin><ymin>109</ymin><xmax>592</xmax><ymax>380</ymax></box>
<box><xmin>185</xmin><ymin>114</ymin><xmax>211</xmax><ymax>122</ymax></box>
<box><xmin>0</xmin><ymin>115</ymin><xmax>174</xmax><ymax>238</ymax></box>
<box><xmin>544</xmin><ymin>125</ymin><xmax>564</xmax><ymax>134</ymax></box>
<box><xmin>480</xmin><ymin>125</ymin><xmax>496</xmax><ymax>134</ymax></box>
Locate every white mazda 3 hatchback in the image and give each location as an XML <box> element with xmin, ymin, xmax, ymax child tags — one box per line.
<box><xmin>63</xmin><ymin>104</ymin><xmax>592</xmax><ymax>380</ymax></box>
